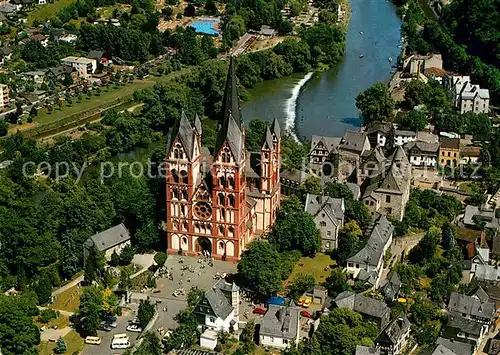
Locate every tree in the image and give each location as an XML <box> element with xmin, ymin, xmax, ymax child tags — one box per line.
<box><xmin>238</xmin><ymin>321</ymin><xmax>256</xmax><ymax>354</ymax></box>
<box><xmin>245</xmin><ymin>118</ymin><xmax>269</xmax><ymax>151</ymax></box>
<box><xmin>403</xmin><ymin>79</ymin><xmax>429</xmax><ymax>109</ymax></box>
<box><xmin>324</xmin><ymin>182</ymin><xmax>354</xmax><ymax>200</ymax></box>
<box><xmin>0</xmin><ymin>119</ymin><xmax>8</xmax><ymax>136</ymax></box>
<box><xmin>154</xmin><ymin>252</ymin><xmax>167</xmax><ymax>268</ymax></box>
<box><xmin>408</xmin><ymin>226</ymin><xmax>441</xmax><ymax>264</ymax></box>
<box><xmin>119</xmin><ymin>268</ymin><xmax>132</xmax><ymax>291</ymax></box>
<box><xmin>135</xmin><ymin>332</ymin><xmax>162</xmax><ymax>355</ymax></box>
<box><xmin>337</xmin><ymin>221</ymin><xmax>362</xmax><ymax>265</ymax></box>
<box><xmin>0</xmin><ymin>294</ymin><xmax>40</xmax><ymax>355</ymax></box>
<box><xmin>300</xmin><ymin>176</ymin><xmax>322</xmax><ymax>195</ymax></box>
<box><xmin>35</xmin><ymin>273</ymin><xmax>52</xmax><ymax>305</ymax></box>
<box><xmin>313</xmin><ymin>308</ymin><xmax>378</xmax><ymax>355</ymax></box>
<box><xmin>441</xmin><ymin>221</ymin><xmax>456</xmax><ymax>251</ymax></box>
<box><xmin>237</xmin><ymin>242</ymin><xmax>283</xmax><ymax>301</ymax></box>
<box><xmin>355</xmin><ymin>82</ymin><xmax>395</xmax><ymax>125</ymax></box>
<box><xmin>269</xmin><ymin>211</ymin><xmax>322</xmax><ymax>256</ymax></box>
<box><xmin>287</xmin><ymin>273</ymin><xmax>316</xmax><ymax>300</ymax></box>
<box><xmin>187</xmin><ymin>286</ymin><xmax>204</xmax><ymax>307</ymax></box>
<box><xmin>138</xmin><ymin>300</ymin><xmax>156</xmax><ymax>329</ymax></box>
<box><xmin>109</xmin><ymin>251</ymin><xmax>120</xmax><ymax>267</ymax></box>
<box><xmin>74</xmin><ymin>286</ymin><xmax>104</xmax><ymax>336</ymax></box>
<box><xmin>399</xmin><ymin>109</ymin><xmax>428</xmax><ymax>131</ymax></box>
<box><xmin>345</xmin><ymin>200</ymin><xmax>371</xmax><ymax>229</ymax></box>
<box><xmin>325</xmin><ymin>268</ymin><xmax>350</xmax><ymax>296</ymax></box>
<box><xmin>84</xmin><ymin>245</ymin><xmax>105</xmax><ymax>284</ymax></box>
<box><xmin>119</xmin><ymin>244</ymin><xmax>134</xmax><ymax>266</ymax></box>
<box><xmin>280</xmin><ymin>195</ymin><xmax>304</xmax><ymax>215</ymax></box>
<box><xmin>55</xmin><ymin>336</ymin><xmax>67</xmax><ymax>354</ymax></box>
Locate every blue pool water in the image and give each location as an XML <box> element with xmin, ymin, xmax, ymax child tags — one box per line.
<box><xmin>190</xmin><ymin>18</ymin><xmax>220</xmax><ymax>36</ymax></box>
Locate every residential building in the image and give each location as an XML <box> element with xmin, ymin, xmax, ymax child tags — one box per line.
<box><xmin>406</xmin><ymin>53</ymin><xmax>443</xmax><ymax>77</ymax></box>
<box><xmin>462</xmin><ymin>204</ymin><xmax>499</xmax><ymax>230</ymax></box>
<box><xmin>435</xmin><ymin>337</ymin><xmax>474</xmax><ymax>355</ymax></box>
<box><xmin>259</xmin><ymin>304</ymin><xmax>300</xmax><ymax>349</ymax></box>
<box><xmin>356</xmin><ymin>346</ymin><xmax>381</xmax><ymax>355</ymax></box>
<box><xmin>447</xmin><ymin>292</ymin><xmax>496</xmax><ymax>325</ymax></box>
<box><xmin>30</xmin><ymin>34</ymin><xmax>49</xmax><ymax>47</ymax></box>
<box><xmin>60</xmin><ymin>56</ymin><xmax>97</xmax><ymax>79</ymax></box>
<box><xmin>83</xmin><ymin>223</ymin><xmax>131</xmax><ymax>261</ymax></box>
<box><xmin>394</xmin><ymin>130</ymin><xmax>416</xmax><ymax>146</ymax></box>
<box><xmin>0</xmin><ymin>84</ymin><xmax>8</xmax><ymax>109</ymax></box>
<box><xmin>309</xmin><ymin>135</ymin><xmax>342</xmax><ymax>175</ymax></box>
<box><xmin>346</xmin><ymin>214</ymin><xmax>394</xmax><ymax>288</ymax></box>
<box><xmin>375</xmin><ymin>316</ymin><xmax>411</xmax><ymax>355</ymax></box>
<box><xmin>405</xmin><ymin>141</ymin><xmax>439</xmax><ymax>167</ymax></box>
<box><xmin>280</xmin><ymin>168</ymin><xmax>310</xmax><ymax>198</ymax></box>
<box><xmin>55</xmin><ymin>34</ymin><xmax>77</xmax><ymax>43</ymax></box>
<box><xmin>200</xmin><ymin>329</ymin><xmax>218</xmax><ymax>350</ymax></box>
<box><xmin>334</xmin><ymin>291</ymin><xmax>390</xmax><ymax>329</ymax></box>
<box><xmin>46</xmin><ymin>66</ymin><xmax>78</xmax><ymax>83</ymax></box>
<box><xmin>193</xmin><ymin>279</ymin><xmax>240</xmax><ymax>332</ymax></box>
<box><xmin>361</xmin><ymin>146</ymin><xmax>412</xmax><ymax>221</ymax></box>
<box><xmin>0</xmin><ymin>46</ymin><xmax>12</xmax><ymax>66</ymax></box>
<box><xmin>165</xmin><ymin>58</ymin><xmax>280</xmax><ymax>260</ymax></box>
<box><xmin>441</xmin><ymin>316</ymin><xmax>488</xmax><ymax>352</ymax></box>
<box><xmin>379</xmin><ymin>272</ymin><xmax>402</xmax><ymax>301</ymax></box>
<box><xmin>439</xmin><ymin>137</ymin><xmax>460</xmax><ymax>167</ymax></box>
<box><xmin>445</xmin><ymin>76</ymin><xmax>490</xmax><ymax>114</ymax></box>
<box><xmin>366</xmin><ymin>122</ymin><xmax>392</xmax><ymax>147</ymax></box>
<box><xmin>22</xmin><ymin>70</ymin><xmax>46</xmax><ymax>85</ymax></box>
<box><xmin>459</xmin><ymin>146</ymin><xmax>481</xmax><ymax>165</ymax></box>
<box><xmin>259</xmin><ymin>25</ymin><xmax>277</xmax><ymax>36</ymax></box>
<box><xmin>302</xmin><ymin>285</ymin><xmax>328</xmax><ymax>305</ymax></box>
<box><xmin>304</xmin><ymin>194</ymin><xmax>345</xmax><ymax>251</ymax></box>
<box><xmin>167</xmin><ymin>350</ymin><xmax>222</xmax><ymax>355</ymax></box>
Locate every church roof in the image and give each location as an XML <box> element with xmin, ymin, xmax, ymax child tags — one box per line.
<box><xmin>271</xmin><ymin>117</ymin><xmax>281</xmax><ymax>140</ymax></box>
<box><xmin>178</xmin><ymin>111</ymin><xmax>196</xmax><ymax>160</ymax></box>
<box><xmin>263</xmin><ymin>126</ymin><xmax>274</xmax><ymax>150</ymax></box>
<box><xmin>221</xmin><ymin>56</ymin><xmax>241</xmax><ymax>127</ymax></box>
<box><xmin>194</xmin><ymin>114</ymin><xmax>202</xmax><ymax>136</ymax></box>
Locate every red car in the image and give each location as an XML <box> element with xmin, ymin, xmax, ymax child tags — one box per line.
<box><xmin>253</xmin><ymin>307</ymin><xmax>267</xmax><ymax>315</ymax></box>
<box><xmin>300</xmin><ymin>310</ymin><xmax>312</xmax><ymax>318</ymax></box>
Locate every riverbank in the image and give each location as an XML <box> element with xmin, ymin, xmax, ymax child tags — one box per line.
<box><xmin>242</xmin><ymin>0</ymin><xmax>402</xmax><ymax>140</ymax></box>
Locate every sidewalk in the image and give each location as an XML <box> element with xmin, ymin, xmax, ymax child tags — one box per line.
<box><xmin>52</xmin><ymin>275</ymin><xmax>84</xmax><ymax>297</ymax></box>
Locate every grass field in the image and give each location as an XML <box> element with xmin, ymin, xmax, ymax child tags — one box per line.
<box><xmin>51</xmin><ymin>285</ymin><xmax>82</xmax><ymax>312</ymax></box>
<box><xmin>27</xmin><ymin>0</ymin><xmax>75</xmax><ymax>26</ymax></box>
<box><xmin>36</xmin><ymin>313</ymin><xmax>70</xmax><ymax>329</ymax></box>
<box><xmin>37</xmin><ymin>330</ymin><xmax>85</xmax><ymax>355</ymax></box>
<box><xmin>35</xmin><ymin>80</ymin><xmax>157</xmax><ymax>124</ymax></box>
<box><xmin>285</xmin><ymin>253</ymin><xmax>336</xmax><ymax>286</ymax></box>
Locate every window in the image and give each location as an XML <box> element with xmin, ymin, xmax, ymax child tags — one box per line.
<box><xmin>327</xmin><ymin>231</ymin><xmax>331</xmax><ymax>237</ymax></box>
<box><xmin>386</xmin><ymin>195</ymin><xmax>391</xmax><ymax>203</ymax></box>
<box><xmin>448</xmin><ymin>152</ymin><xmax>451</xmax><ymax>157</ymax></box>
<box><xmin>284</xmin><ymin>340</ymin><xmax>288</xmax><ymax>344</ymax></box>
<box><xmin>387</xmin><ymin>207</ymin><xmax>393</xmax><ymax>214</ymax></box>
<box><xmin>270</xmin><ymin>337</ymin><xmax>274</xmax><ymax>342</ymax></box>
<box><xmin>210</xmin><ymin>317</ymin><xmax>215</xmax><ymax>323</ymax></box>
<box><xmin>326</xmin><ymin>242</ymin><xmax>331</xmax><ymax>248</ymax></box>
<box><xmin>219</xmin><ymin>241</ymin><xmax>225</xmax><ymax>250</ymax></box>
<box><xmin>320</xmin><ymin>221</ymin><xmax>326</xmax><ymax>227</ymax></box>
<box><xmin>454</xmin><ymin>153</ymin><xmax>457</xmax><ymax>157</ymax></box>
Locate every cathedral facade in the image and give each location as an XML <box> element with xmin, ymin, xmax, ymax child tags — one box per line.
<box><xmin>165</xmin><ymin>58</ymin><xmax>281</xmax><ymax>261</ymax></box>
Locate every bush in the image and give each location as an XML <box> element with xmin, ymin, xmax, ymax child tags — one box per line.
<box><xmin>154</xmin><ymin>252</ymin><xmax>167</xmax><ymax>267</ymax></box>
<box><xmin>119</xmin><ymin>245</ymin><xmax>134</xmax><ymax>266</ymax></box>
<box><xmin>138</xmin><ymin>300</ymin><xmax>156</xmax><ymax>329</ymax></box>
<box><xmin>109</xmin><ymin>251</ymin><xmax>120</xmax><ymax>267</ymax></box>
<box><xmin>39</xmin><ymin>309</ymin><xmax>58</xmax><ymax>323</ymax></box>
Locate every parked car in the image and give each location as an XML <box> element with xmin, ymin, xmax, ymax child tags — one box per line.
<box><xmin>99</xmin><ymin>324</ymin><xmax>112</xmax><ymax>332</ymax></box>
<box><xmin>297</xmin><ymin>297</ymin><xmax>306</xmax><ymax>306</ymax></box>
<box><xmin>109</xmin><ymin>322</ymin><xmax>118</xmax><ymax>328</ymax></box>
<box><xmin>126</xmin><ymin>324</ymin><xmax>142</xmax><ymax>333</ymax></box>
<box><xmin>300</xmin><ymin>310</ymin><xmax>312</xmax><ymax>318</ymax></box>
<box><xmin>129</xmin><ymin>318</ymin><xmax>140</xmax><ymax>325</ymax></box>
<box><xmin>253</xmin><ymin>307</ymin><xmax>266</xmax><ymax>315</ymax></box>
<box><xmin>303</xmin><ymin>297</ymin><xmax>312</xmax><ymax>308</ymax></box>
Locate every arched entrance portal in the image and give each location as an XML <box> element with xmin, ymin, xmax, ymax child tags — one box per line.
<box><xmin>197</xmin><ymin>237</ymin><xmax>212</xmax><ymax>256</ymax></box>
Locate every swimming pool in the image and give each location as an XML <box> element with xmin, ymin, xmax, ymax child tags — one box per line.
<box><xmin>189</xmin><ymin>18</ymin><xmax>220</xmax><ymax>36</ymax></box>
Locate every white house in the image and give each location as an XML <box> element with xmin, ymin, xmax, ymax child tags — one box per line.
<box><xmin>194</xmin><ymin>279</ymin><xmax>240</xmax><ymax>332</ymax></box>
<box><xmin>405</xmin><ymin>141</ymin><xmax>439</xmax><ymax>167</ymax></box>
<box><xmin>200</xmin><ymin>329</ymin><xmax>218</xmax><ymax>350</ymax></box>
<box><xmin>346</xmin><ymin>214</ymin><xmax>394</xmax><ymax>288</ymax></box>
<box><xmin>83</xmin><ymin>223</ymin><xmax>131</xmax><ymax>261</ymax></box>
<box><xmin>446</xmin><ymin>76</ymin><xmax>490</xmax><ymax>114</ymax></box>
<box><xmin>60</xmin><ymin>56</ymin><xmax>97</xmax><ymax>79</ymax></box>
<box><xmin>394</xmin><ymin>130</ymin><xmax>416</xmax><ymax>146</ymax></box>
<box><xmin>375</xmin><ymin>316</ymin><xmax>411</xmax><ymax>355</ymax></box>
<box><xmin>259</xmin><ymin>305</ymin><xmax>300</xmax><ymax>349</ymax></box>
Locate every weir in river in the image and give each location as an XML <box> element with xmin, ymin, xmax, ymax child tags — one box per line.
<box><xmin>242</xmin><ymin>0</ymin><xmax>402</xmax><ymax>141</ymax></box>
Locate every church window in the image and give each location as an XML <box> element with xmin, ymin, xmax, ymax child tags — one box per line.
<box><xmin>228</xmin><ymin>177</ymin><xmax>235</xmax><ymax>189</ymax></box>
<box><xmin>183</xmin><ymin>221</ymin><xmax>188</xmax><ymax>231</ymax></box>
<box><xmin>228</xmin><ymin>195</ymin><xmax>235</xmax><ymax>207</ymax></box>
<box><xmin>221</xmin><ymin>153</ymin><xmax>227</xmax><ymax>162</ymax></box>
<box><xmin>219</xmin><ymin>241</ymin><xmax>225</xmax><ymax>250</ymax></box>
<box><xmin>264</xmin><ymin>152</ymin><xmax>269</xmax><ymax>159</ymax></box>
<box><xmin>228</xmin><ymin>226</ymin><xmax>235</xmax><ymax>237</ymax></box>
<box><xmin>180</xmin><ymin>170</ymin><xmax>188</xmax><ymax>184</ymax></box>
<box><xmin>218</xmin><ymin>193</ymin><xmax>225</xmax><ymax>206</ymax></box>
<box><xmin>220</xmin><ymin>176</ymin><xmax>227</xmax><ymax>188</ymax></box>
<box><xmin>219</xmin><ymin>225</ymin><xmax>225</xmax><ymax>235</ymax></box>
<box><xmin>182</xmin><ymin>190</ymin><xmax>188</xmax><ymax>200</ymax></box>
<box><xmin>181</xmin><ymin>236</ymin><xmax>188</xmax><ymax>246</ymax></box>
<box><xmin>172</xmin><ymin>189</ymin><xmax>178</xmax><ymax>199</ymax></box>
<box><xmin>223</xmin><ymin>148</ymin><xmax>231</xmax><ymax>163</ymax></box>
<box><xmin>171</xmin><ymin>169</ymin><xmax>179</xmax><ymax>183</ymax></box>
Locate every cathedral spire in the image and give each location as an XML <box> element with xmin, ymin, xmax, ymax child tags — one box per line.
<box><xmin>220</xmin><ymin>56</ymin><xmax>241</xmax><ymax>128</ymax></box>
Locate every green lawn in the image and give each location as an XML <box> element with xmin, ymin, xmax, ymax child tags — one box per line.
<box><xmin>35</xmin><ymin>80</ymin><xmax>156</xmax><ymax>124</ymax></box>
<box><xmin>37</xmin><ymin>330</ymin><xmax>85</xmax><ymax>355</ymax></box>
<box><xmin>285</xmin><ymin>253</ymin><xmax>336</xmax><ymax>286</ymax></box>
<box><xmin>51</xmin><ymin>285</ymin><xmax>82</xmax><ymax>313</ymax></box>
<box><xmin>27</xmin><ymin>0</ymin><xmax>76</xmax><ymax>26</ymax></box>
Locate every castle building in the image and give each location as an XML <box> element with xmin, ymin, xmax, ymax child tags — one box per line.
<box><xmin>164</xmin><ymin>58</ymin><xmax>281</xmax><ymax>261</ymax></box>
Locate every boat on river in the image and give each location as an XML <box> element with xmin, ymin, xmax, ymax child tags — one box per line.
<box><xmin>359</xmin><ymin>54</ymin><xmax>364</xmax><ymax>58</ymax></box>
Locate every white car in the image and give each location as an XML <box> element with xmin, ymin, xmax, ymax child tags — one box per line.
<box><xmin>126</xmin><ymin>324</ymin><xmax>142</xmax><ymax>333</ymax></box>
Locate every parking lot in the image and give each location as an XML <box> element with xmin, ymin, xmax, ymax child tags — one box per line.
<box><xmin>81</xmin><ymin>308</ymin><xmax>140</xmax><ymax>355</ymax></box>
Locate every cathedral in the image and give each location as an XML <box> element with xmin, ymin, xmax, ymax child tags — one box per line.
<box><xmin>164</xmin><ymin>57</ymin><xmax>281</xmax><ymax>261</ymax></box>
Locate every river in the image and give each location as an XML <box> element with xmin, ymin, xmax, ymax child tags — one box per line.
<box><xmin>242</xmin><ymin>0</ymin><xmax>402</xmax><ymax>141</ymax></box>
